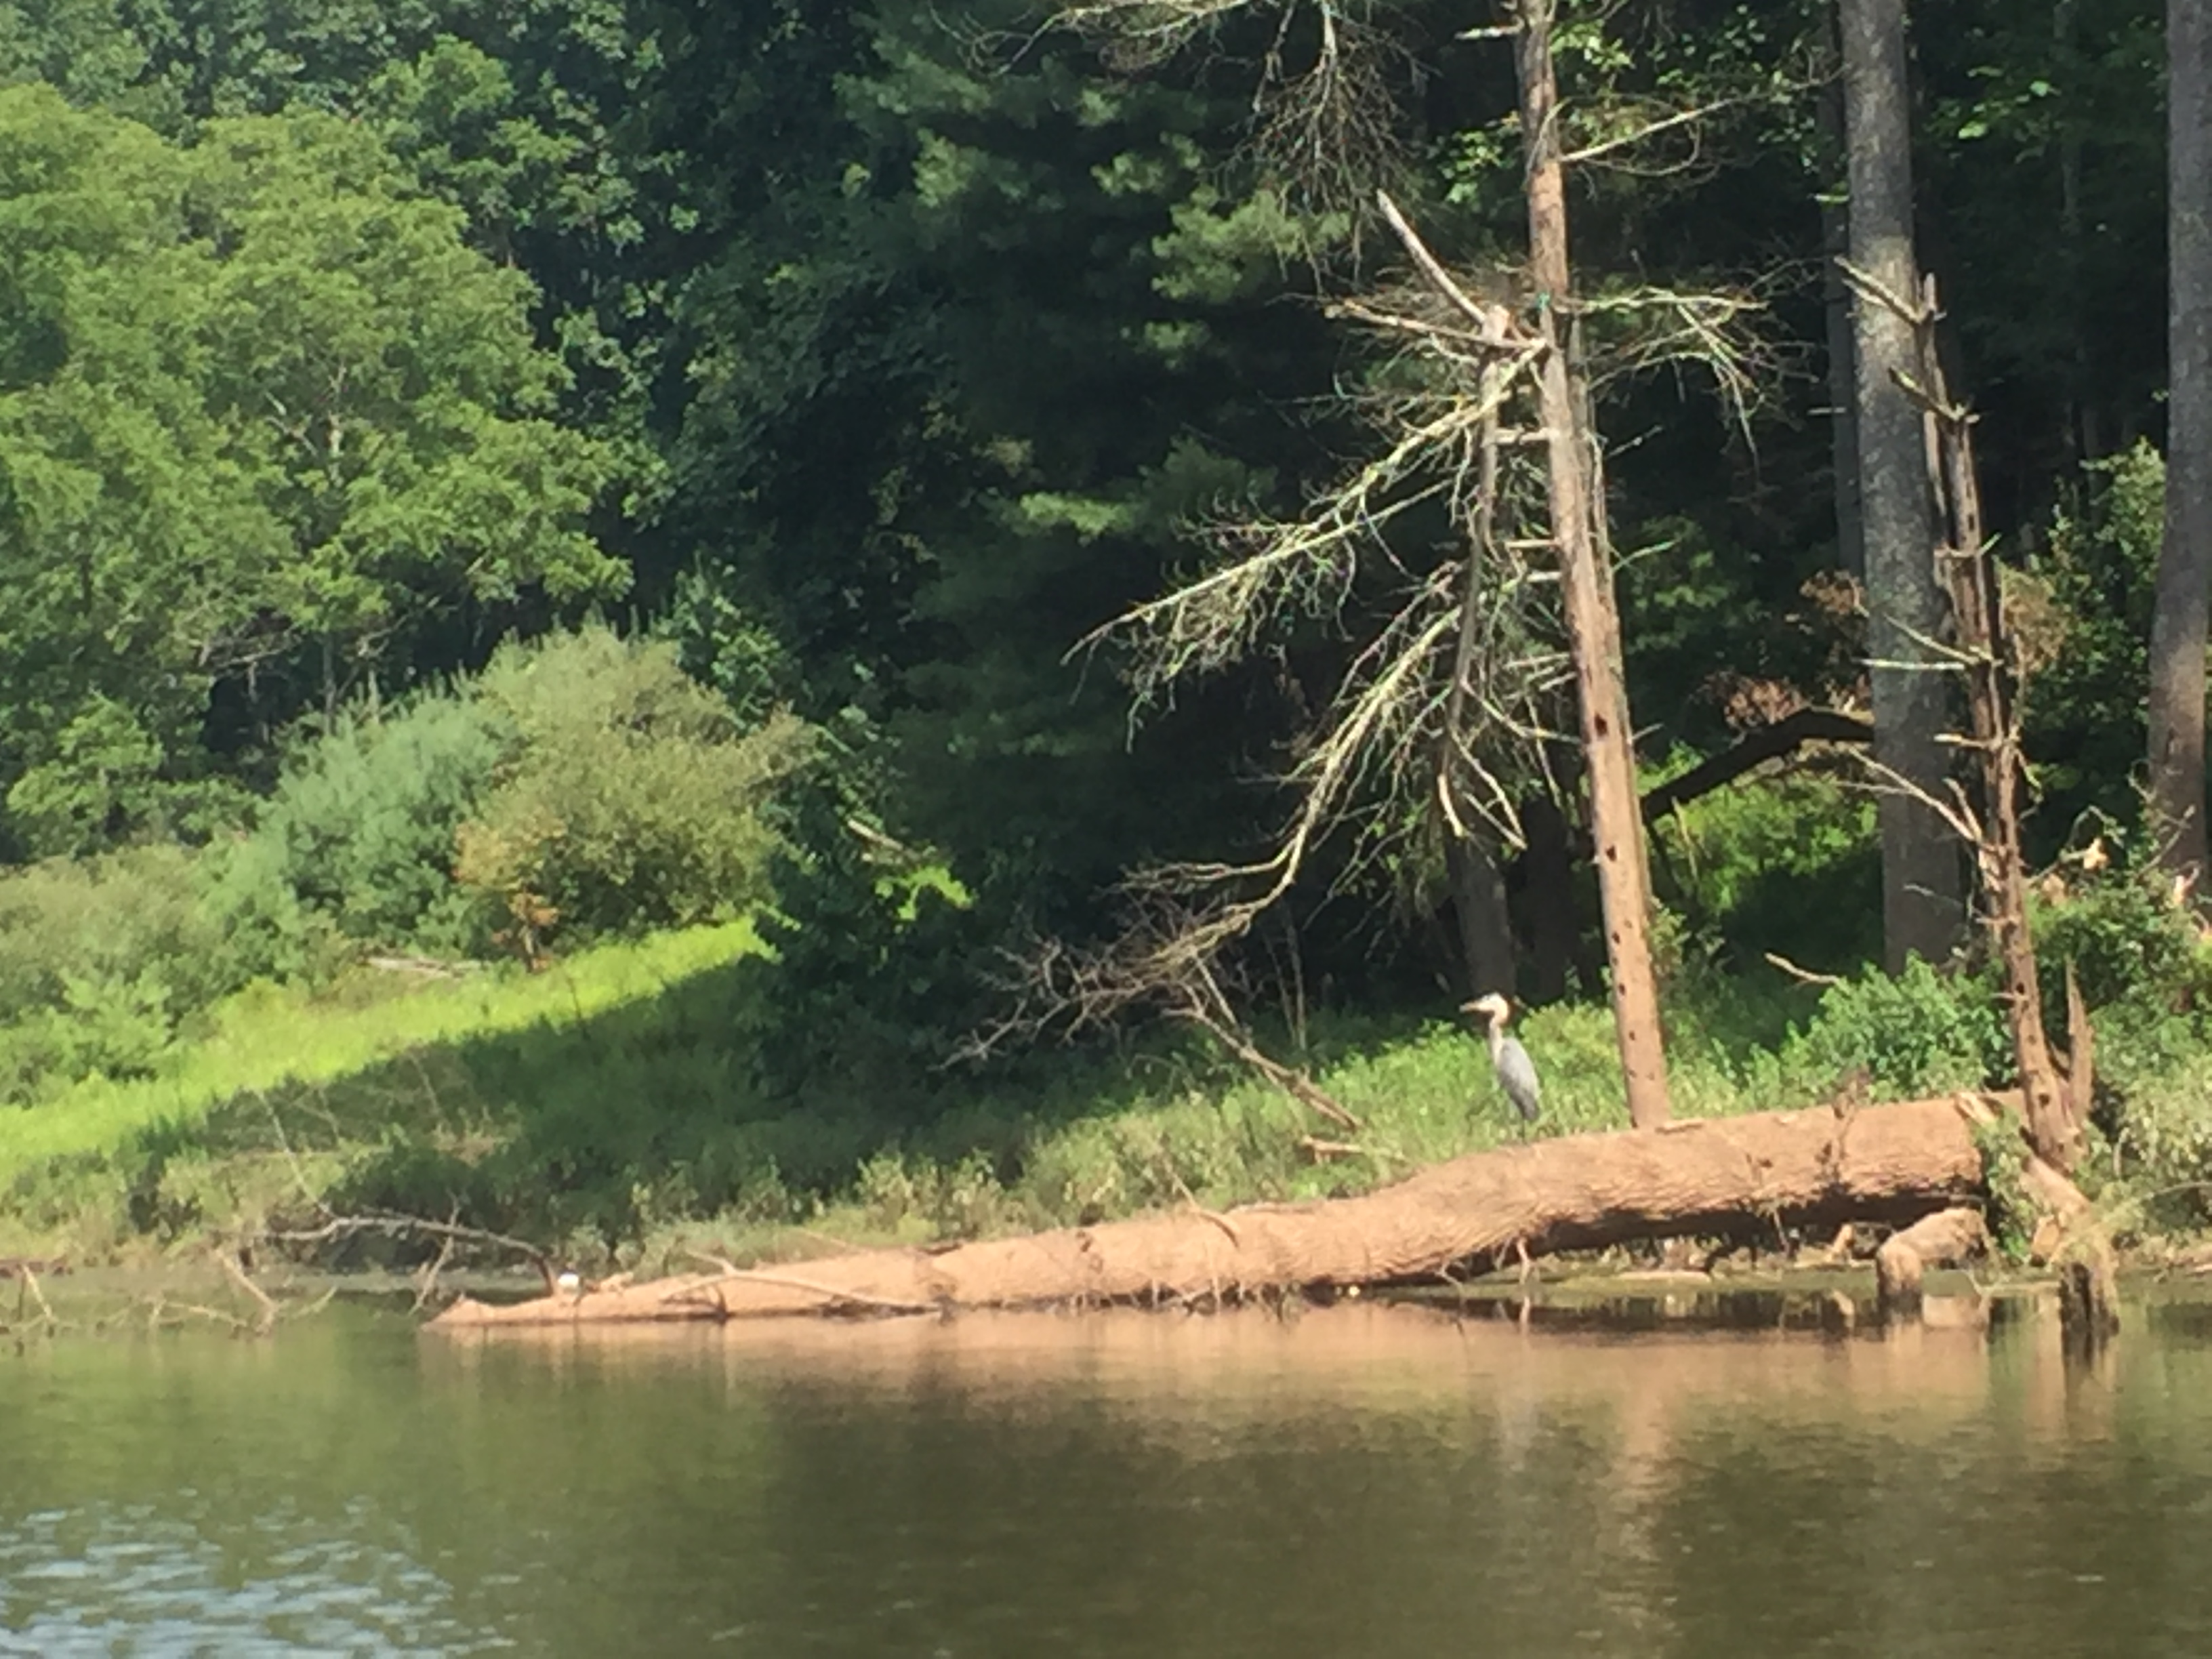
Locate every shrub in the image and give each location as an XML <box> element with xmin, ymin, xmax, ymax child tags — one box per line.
<box><xmin>1647</xmin><ymin>763</ymin><xmax>1881</xmax><ymax>975</ymax></box>
<box><xmin>2021</xmin><ymin>443</ymin><xmax>2164</xmax><ymax>846</ymax></box>
<box><xmin>215</xmin><ymin>689</ymin><xmax>511</xmax><ymax>962</ymax></box>
<box><xmin>1781</xmin><ymin>956</ymin><xmax>2011</xmax><ymax>1099</ymax></box>
<box><xmin>0</xmin><ymin>846</ymin><xmax>232</xmax><ymax>1100</ymax></box>
<box><xmin>455</xmin><ymin>628</ymin><xmax>813</xmax><ymax>947</ymax></box>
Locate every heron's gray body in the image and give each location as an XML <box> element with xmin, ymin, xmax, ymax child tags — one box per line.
<box><xmin>1489</xmin><ymin>1030</ymin><xmax>1542</xmax><ymax>1122</ymax></box>
<box><xmin>1464</xmin><ymin>993</ymin><xmax>1541</xmax><ymax>1124</ymax></box>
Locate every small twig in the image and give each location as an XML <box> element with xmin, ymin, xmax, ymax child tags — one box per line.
<box><xmin>411</xmin><ymin>1232</ymin><xmax>459</xmax><ymax>1315</ymax></box>
<box><xmin>1763</xmin><ymin>951</ymin><xmax>1847</xmax><ymax>989</ymax></box>
<box><xmin>216</xmin><ymin>1249</ymin><xmax>279</xmax><ymax>1336</ymax></box>
<box><xmin>18</xmin><ymin>1263</ymin><xmax>56</xmax><ymax>1330</ymax></box>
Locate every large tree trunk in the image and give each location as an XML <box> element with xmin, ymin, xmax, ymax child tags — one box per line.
<box><xmin>1515</xmin><ymin>0</ymin><xmax>1671</xmax><ymax>1126</ymax></box>
<box><xmin>1448</xmin><ymin>837</ymin><xmax>1517</xmax><ymax>997</ymax></box>
<box><xmin>2150</xmin><ymin>0</ymin><xmax>2212</xmax><ymax>892</ymax></box>
<box><xmin>1840</xmin><ymin>0</ymin><xmax>1966</xmax><ymax>970</ymax></box>
<box><xmin>1518</xmin><ymin>792</ymin><xmax>1578</xmax><ymax>1002</ymax></box>
<box><xmin>1821</xmin><ymin>27</ymin><xmax>1865</xmax><ymax>580</ymax></box>
<box><xmin>430</xmin><ymin>1095</ymin><xmax>1992</xmax><ymax>1328</ymax></box>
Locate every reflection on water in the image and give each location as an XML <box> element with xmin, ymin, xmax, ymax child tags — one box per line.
<box><xmin>3</xmin><ymin>1292</ymin><xmax>2211</xmax><ymax>1656</ymax></box>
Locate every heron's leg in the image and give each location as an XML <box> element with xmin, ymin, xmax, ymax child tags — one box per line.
<box><xmin>1515</xmin><ymin>1237</ymin><xmax>1533</xmax><ymax>1284</ymax></box>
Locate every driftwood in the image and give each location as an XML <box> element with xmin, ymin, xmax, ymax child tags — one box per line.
<box><xmin>1874</xmin><ymin>1206</ymin><xmax>1988</xmax><ymax>1318</ymax></box>
<box><xmin>429</xmin><ymin>1092</ymin><xmax>1992</xmax><ymax>1331</ymax></box>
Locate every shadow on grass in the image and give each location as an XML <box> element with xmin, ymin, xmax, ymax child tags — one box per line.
<box><xmin>30</xmin><ymin>951</ymin><xmax>1229</xmax><ymax>1258</ymax></box>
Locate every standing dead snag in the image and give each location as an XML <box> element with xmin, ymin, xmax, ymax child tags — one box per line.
<box><xmin>1053</xmin><ymin>0</ymin><xmax>1784</xmax><ymax>1125</ymax></box>
<box><xmin>1841</xmin><ymin>264</ymin><xmax>2088</xmax><ymax>1176</ymax></box>
<box><xmin>1843</xmin><ymin>263</ymin><xmax>2115</xmax><ymax>1338</ymax></box>
<box><xmin>1514</xmin><ymin>0</ymin><xmax>1671</xmax><ymax>1127</ymax></box>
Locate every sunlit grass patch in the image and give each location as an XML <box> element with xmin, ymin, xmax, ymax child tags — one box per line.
<box><xmin>0</xmin><ymin>922</ymin><xmax>766</xmax><ymax>1248</ymax></box>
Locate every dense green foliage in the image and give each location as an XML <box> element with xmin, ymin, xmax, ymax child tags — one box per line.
<box><xmin>0</xmin><ymin>86</ymin><xmax>623</xmax><ymax>855</ymax></box>
<box><xmin>0</xmin><ymin>627</ymin><xmax>804</xmax><ymax>1111</ymax></box>
<box><xmin>1</xmin><ymin>0</ymin><xmax>2209</xmax><ymax>1262</ymax></box>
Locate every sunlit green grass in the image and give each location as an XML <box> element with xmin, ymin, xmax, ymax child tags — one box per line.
<box><xmin>0</xmin><ymin>924</ymin><xmax>766</xmax><ymax>1246</ymax></box>
<box><xmin>0</xmin><ymin>919</ymin><xmax>1825</xmax><ymax>1266</ymax></box>
<box><xmin>0</xmin><ymin>903</ymin><xmax>2021</xmax><ymax>1271</ymax></box>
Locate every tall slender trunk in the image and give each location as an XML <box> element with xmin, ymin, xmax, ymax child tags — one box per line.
<box><xmin>1840</xmin><ymin>0</ymin><xmax>1965</xmax><ymax>970</ymax></box>
<box><xmin>1515</xmin><ymin>0</ymin><xmax>1671</xmax><ymax>1127</ymax></box>
<box><xmin>1441</xmin><ymin>367</ymin><xmax>1519</xmax><ymax>996</ymax></box>
<box><xmin>1820</xmin><ymin>50</ymin><xmax>1864</xmax><ymax>579</ymax></box>
<box><xmin>2150</xmin><ymin>0</ymin><xmax>2212</xmax><ymax>892</ymax></box>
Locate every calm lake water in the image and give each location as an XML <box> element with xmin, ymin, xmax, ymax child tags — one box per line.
<box><xmin>5</xmin><ymin>1290</ymin><xmax>2212</xmax><ymax>1656</ymax></box>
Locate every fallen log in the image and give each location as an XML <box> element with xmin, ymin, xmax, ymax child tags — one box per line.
<box><xmin>428</xmin><ymin>1092</ymin><xmax>1996</xmax><ymax>1331</ymax></box>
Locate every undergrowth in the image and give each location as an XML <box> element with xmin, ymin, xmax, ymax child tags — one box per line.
<box><xmin>10</xmin><ymin>814</ymin><xmax>2212</xmax><ymax>1273</ymax></box>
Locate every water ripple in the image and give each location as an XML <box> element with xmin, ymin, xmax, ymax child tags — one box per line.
<box><xmin>0</xmin><ymin>1499</ymin><xmax>505</xmax><ymax>1657</ymax></box>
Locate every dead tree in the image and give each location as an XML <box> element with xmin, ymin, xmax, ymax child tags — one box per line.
<box><xmin>1843</xmin><ymin>263</ymin><xmax>2116</xmax><ymax>1338</ymax></box>
<box><xmin>1511</xmin><ymin>0</ymin><xmax>1670</xmax><ymax>1126</ymax></box>
<box><xmin>1843</xmin><ymin>265</ymin><xmax>2088</xmax><ymax>1176</ymax></box>
<box><xmin>963</xmin><ymin>897</ymin><xmax>1362</xmax><ymax>1134</ymax></box>
<box><xmin>430</xmin><ymin>1093</ymin><xmax>1995</xmax><ymax>1328</ymax></box>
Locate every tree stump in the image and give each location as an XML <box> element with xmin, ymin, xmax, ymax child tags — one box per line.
<box><xmin>1873</xmin><ymin>1207</ymin><xmax>1988</xmax><ymax>1319</ymax></box>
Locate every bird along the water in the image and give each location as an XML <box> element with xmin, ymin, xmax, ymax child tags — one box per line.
<box><xmin>1462</xmin><ymin>993</ymin><xmax>1541</xmax><ymax>1129</ymax></box>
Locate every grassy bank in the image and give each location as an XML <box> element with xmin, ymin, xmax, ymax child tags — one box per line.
<box><xmin>0</xmin><ymin>918</ymin><xmax>1799</xmax><ymax>1265</ymax></box>
<box><xmin>8</xmin><ymin>914</ymin><xmax>2212</xmax><ymax>1271</ymax></box>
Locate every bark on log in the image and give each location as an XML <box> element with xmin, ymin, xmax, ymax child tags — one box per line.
<box><xmin>1874</xmin><ymin>1206</ymin><xmax>1988</xmax><ymax>1319</ymax></box>
<box><xmin>428</xmin><ymin>1094</ymin><xmax>1993</xmax><ymax>1332</ymax></box>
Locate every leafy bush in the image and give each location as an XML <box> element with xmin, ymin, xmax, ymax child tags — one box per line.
<box><xmin>1647</xmin><ymin>763</ymin><xmax>1881</xmax><ymax>975</ymax></box>
<box><xmin>0</xmin><ymin>846</ymin><xmax>233</xmax><ymax>1101</ymax></box>
<box><xmin>2021</xmin><ymin>443</ymin><xmax>2164</xmax><ymax>848</ymax></box>
<box><xmin>743</xmin><ymin>772</ymin><xmax>994</xmax><ymax>1115</ymax></box>
<box><xmin>220</xmin><ymin>690</ymin><xmax>511</xmax><ymax>962</ymax></box>
<box><xmin>2030</xmin><ymin>848</ymin><xmax>2212</xmax><ymax>1017</ymax></box>
<box><xmin>453</xmin><ymin>628</ymin><xmax>813</xmax><ymax>947</ymax></box>
<box><xmin>1781</xmin><ymin>956</ymin><xmax>2011</xmax><ymax>1099</ymax></box>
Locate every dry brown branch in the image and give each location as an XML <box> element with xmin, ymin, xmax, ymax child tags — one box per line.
<box><xmin>411</xmin><ymin>1231</ymin><xmax>459</xmax><ymax>1315</ymax></box>
<box><xmin>16</xmin><ymin>1263</ymin><xmax>57</xmax><ymax>1330</ymax></box>
<box><xmin>258</xmin><ymin>1213</ymin><xmax>554</xmax><ymax>1279</ymax></box>
<box><xmin>1763</xmin><ymin>951</ymin><xmax>1848</xmax><ymax>989</ymax></box>
<box><xmin>962</xmin><ymin>896</ymin><xmax>1361</xmax><ymax>1132</ymax></box>
<box><xmin>1376</xmin><ymin>191</ymin><xmax>1516</xmax><ymax>339</ymax></box>
<box><xmin>216</xmin><ymin>1248</ymin><xmax>280</xmax><ymax>1336</ymax></box>
<box><xmin>1641</xmin><ymin>708</ymin><xmax>1874</xmax><ymax>823</ymax></box>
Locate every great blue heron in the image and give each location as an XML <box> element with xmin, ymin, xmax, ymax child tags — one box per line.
<box><xmin>1462</xmin><ymin>993</ymin><xmax>1540</xmax><ymax>1127</ymax></box>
